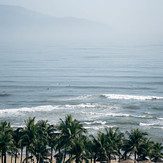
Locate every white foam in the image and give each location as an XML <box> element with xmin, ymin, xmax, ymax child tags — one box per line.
<box><xmin>84</xmin><ymin>126</ymin><xmax>103</xmax><ymax>130</ymax></box>
<box><xmin>152</xmin><ymin>126</ymin><xmax>163</xmax><ymax>129</ymax></box>
<box><xmin>64</xmin><ymin>94</ymin><xmax>163</xmax><ymax>101</ymax></box>
<box><xmin>140</xmin><ymin>121</ymin><xmax>163</xmax><ymax>127</ymax></box>
<box><xmin>81</xmin><ymin>110</ymin><xmax>154</xmax><ymax>119</ymax></box>
<box><xmin>0</xmin><ymin>105</ymin><xmax>59</xmax><ymax>116</ymax></box>
<box><xmin>65</xmin><ymin>103</ymin><xmax>98</xmax><ymax>108</ymax></box>
<box><xmin>0</xmin><ymin>103</ymin><xmax>103</xmax><ymax>117</ymax></box>
<box><xmin>158</xmin><ymin>117</ymin><xmax>163</xmax><ymax>120</ymax></box>
<box><xmin>83</xmin><ymin>111</ymin><xmax>131</xmax><ymax>118</ymax></box>
<box><xmin>140</xmin><ymin>123</ymin><xmax>155</xmax><ymax>126</ymax></box>
<box><xmin>67</xmin><ymin>95</ymin><xmax>93</xmax><ymax>101</ymax></box>
<box><xmin>111</xmin><ymin>114</ymin><xmax>153</xmax><ymax>119</ymax></box>
<box><xmin>136</xmin><ymin>115</ymin><xmax>147</xmax><ymax>118</ymax></box>
<box><xmin>103</xmin><ymin>94</ymin><xmax>163</xmax><ymax>100</ymax></box>
<box><xmin>84</xmin><ymin>121</ymin><xmax>106</xmax><ymax>125</ymax></box>
<box><xmin>84</xmin><ymin>125</ymin><xmax>117</xmax><ymax>130</ymax></box>
<box><xmin>136</xmin><ymin>115</ymin><xmax>153</xmax><ymax>118</ymax></box>
<box><xmin>140</xmin><ymin>123</ymin><xmax>163</xmax><ymax>130</ymax></box>
<box><xmin>11</xmin><ymin>125</ymin><xmax>25</xmax><ymax>128</ymax></box>
<box><xmin>0</xmin><ymin>103</ymin><xmax>101</xmax><ymax>116</ymax></box>
<box><xmin>105</xmin><ymin>113</ymin><xmax>130</xmax><ymax>117</ymax></box>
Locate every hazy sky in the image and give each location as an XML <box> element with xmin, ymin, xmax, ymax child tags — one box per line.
<box><xmin>1</xmin><ymin>0</ymin><xmax>163</xmax><ymax>41</ymax></box>
<box><xmin>0</xmin><ymin>0</ymin><xmax>162</xmax><ymax>24</ymax></box>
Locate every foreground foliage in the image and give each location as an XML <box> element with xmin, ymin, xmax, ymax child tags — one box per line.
<box><xmin>0</xmin><ymin>115</ymin><xmax>162</xmax><ymax>163</ymax></box>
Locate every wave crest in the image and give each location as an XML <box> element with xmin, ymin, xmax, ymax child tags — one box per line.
<box><xmin>103</xmin><ymin>94</ymin><xmax>163</xmax><ymax>100</ymax></box>
<box><xmin>69</xmin><ymin>94</ymin><xmax>163</xmax><ymax>101</ymax></box>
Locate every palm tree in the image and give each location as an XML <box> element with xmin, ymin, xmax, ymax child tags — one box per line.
<box><xmin>105</xmin><ymin>127</ymin><xmax>124</xmax><ymax>163</ymax></box>
<box><xmin>30</xmin><ymin>120</ymin><xmax>50</xmax><ymax>163</ymax></box>
<box><xmin>56</xmin><ymin>114</ymin><xmax>87</xmax><ymax>162</ymax></box>
<box><xmin>84</xmin><ymin>137</ymin><xmax>95</xmax><ymax>163</ymax></box>
<box><xmin>137</xmin><ymin>138</ymin><xmax>153</xmax><ymax>161</ymax></box>
<box><xmin>125</xmin><ymin>128</ymin><xmax>148</xmax><ymax>162</ymax></box>
<box><xmin>8</xmin><ymin>145</ymin><xmax>18</xmax><ymax>163</ymax></box>
<box><xmin>89</xmin><ymin>135</ymin><xmax>99</xmax><ymax>163</ymax></box>
<box><xmin>0</xmin><ymin>121</ymin><xmax>14</xmax><ymax>163</ymax></box>
<box><xmin>21</xmin><ymin>117</ymin><xmax>36</xmax><ymax>163</ymax></box>
<box><xmin>90</xmin><ymin>131</ymin><xmax>108</xmax><ymax>163</ymax></box>
<box><xmin>150</xmin><ymin>142</ymin><xmax>163</xmax><ymax>163</ymax></box>
<box><xmin>47</xmin><ymin>123</ymin><xmax>57</xmax><ymax>163</ymax></box>
<box><xmin>12</xmin><ymin>127</ymin><xmax>23</xmax><ymax>163</ymax></box>
<box><xmin>66</xmin><ymin>135</ymin><xmax>89</xmax><ymax>163</ymax></box>
<box><xmin>122</xmin><ymin>137</ymin><xmax>132</xmax><ymax>160</ymax></box>
<box><xmin>105</xmin><ymin>128</ymin><xmax>117</xmax><ymax>162</ymax></box>
<box><xmin>29</xmin><ymin>136</ymin><xmax>49</xmax><ymax>163</ymax></box>
<box><xmin>19</xmin><ymin>131</ymin><xmax>26</xmax><ymax>163</ymax></box>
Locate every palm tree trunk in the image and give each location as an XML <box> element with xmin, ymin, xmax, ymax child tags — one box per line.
<box><xmin>93</xmin><ymin>155</ymin><xmax>96</xmax><ymax>163</ymax></box>
<box><xmin>4</xmin><ymin>152</ymin><xmax>6</xmax><ymax>163</ymax></box>
<box><xmin>39</xmin><ymin>155</ymin><xmax>41</xmax><ymax>163</ymax></box>
<box><xmin>118</xmin><ymin>151</ymin><xmax>121</xmax><ymax>163</ymax></box>
<box><xmin>1</xmin><ymin>152</ymin><xmax>4</xmax><ymax>163</ymax></box>
<box><xmin>134</xmin><ymin>151</ymin><xmax>136</xmax><ymax>162</ymax></box>
<box><xmin>100</xmin><ymin>157</ymin><xmax>102</xmax><ymax>163</ymax></box>
<box><xmin>20</xmin><ymin>148</ymin><xmax>23</xmax><ymax>163</ymax></box>
<box><xmin>31</xmin><ymin>153</ymin><xmax>33</xmax><ymax>162</ymax></box>
<box><xmin>58</xmin><ymin>149</ymin><xmax>61</xmax><ymax>163</ymax></box>
<box><xmin>108</xmin><ymin>154</ymin><xmax>111</xmax><ymax>163</ymax></box>
<box><xmin>63</xmin><ymin>149</ymin><xmax>67</xmax><ymax>163</ymax></box>
<box><xmin>58</xmin><ymin>149</ymin><xmax>63</xmax><ymax>163</ymax></box>
<box><xmin>76</xmin><ymin>157</ymin><xmax>79</xmax><ymax>163</ymax></box>
<box><xmin>124</xmin><ymin>152</ymin><xmax>127</xmax><ymax>160</ymax></box>
<box><xmin>36</xmin><ymin>156</ymin><xmax>39</xmax><ymax>163</ymax></box>
<box><xmin>26</xmin><ymin>147</ymin><xmax>28</xmax><ymax>163</ymax></box>
<box><xmin>15</xmin><ymin>155</ymin><xmax>17</xmax><ymax>163</ymax></box>
<box><xmin>51</xmin><ymin>148</ymin><xmax>53</xmax><ymax>163</ymax></box>
<box><xmin>11</xmin><ymin>155</ymin><xmax>13</xmax><ymax>163</ymax></box>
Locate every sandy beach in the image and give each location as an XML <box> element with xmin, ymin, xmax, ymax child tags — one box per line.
<box><xmin>4</xmin><ymin>155</ymin><xmax>154</xmax><ymax>163</ymax></box>
<box><xmin>5</xmin><ymin>156</ymin><xmax>118</xmax><ymax>163</ymax></box>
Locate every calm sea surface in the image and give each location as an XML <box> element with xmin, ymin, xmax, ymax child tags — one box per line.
<box><xmin>0</xmin><ymin>41</ymin><xmax>163</xmax><ymax>142</ymax></box>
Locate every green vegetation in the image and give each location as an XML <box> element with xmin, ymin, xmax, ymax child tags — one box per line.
<box><xmin>0</xmin><ymin>115</ymin><xmax>162</xmax><ymax>163</ymax></box>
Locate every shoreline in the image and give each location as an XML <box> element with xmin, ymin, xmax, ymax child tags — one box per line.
<box><xmin>4</xmin><ymin>155</ymin><xmax>155</xmax><ymax>163</ymax></box>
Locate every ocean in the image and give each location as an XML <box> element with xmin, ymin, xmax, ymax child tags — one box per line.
<box><xmin>0</xmin><ymin>41</ymin><xmax>163</xmax><ymax>142</ymax></box>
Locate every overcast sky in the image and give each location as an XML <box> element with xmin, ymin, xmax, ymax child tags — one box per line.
<box><xmin>0</xmin><ymin>0</ymin><xmax>163</xmax><ymax>42</ymax></box>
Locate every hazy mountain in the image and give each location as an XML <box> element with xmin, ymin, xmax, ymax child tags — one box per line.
<box><xmin>0</xmin><ymin>5</ymin><xmax>111</xmax><ymax>42</ymax></box>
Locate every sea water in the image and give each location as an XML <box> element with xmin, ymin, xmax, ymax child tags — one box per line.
<box><xmin>0</xmin><ymin>41</ymin><xmax>163</xmax><ymax>142</ymax></box>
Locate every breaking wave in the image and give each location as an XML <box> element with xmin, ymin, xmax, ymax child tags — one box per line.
<box><xmin>102</xmin><ymin>94</ymin><xmax>163</xmax><ymax>100</ymax></box>
<box><xmin>84</xmin><ymin>125</ymin><xmax>116</xmax><ymax>130</ymax></box>
<box><xmin>68</xmin><ymin>94</ymin><xmax>163</xmax><ymax>101</ymax></box>
<box><xmin>140</xmin><ymin>120</ymin><xmax>163</xmax><ymax>129</ymax></box>
<box><xmin>0</xmin><ymin>105</ymin><xmax>57</xmax><ymax>115</ymax></box>
<box><xmin>83</xmin><ymin>111</ymin><xmax>154</xmax><ymax>119</ymax></box>
<box><xmin>84</xmin><ymin>121</ymin><xmax>107</xmax><ymax>125</ymax></box>
<box><xmin>65</xmin><ymin>103</ymin><xmax>100</xmax><ymax>108</ymax></box>
<box><xmin>0</xmin><ymin>103</ymin><xmax>106</xmax><ymax>116</ymax></box>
